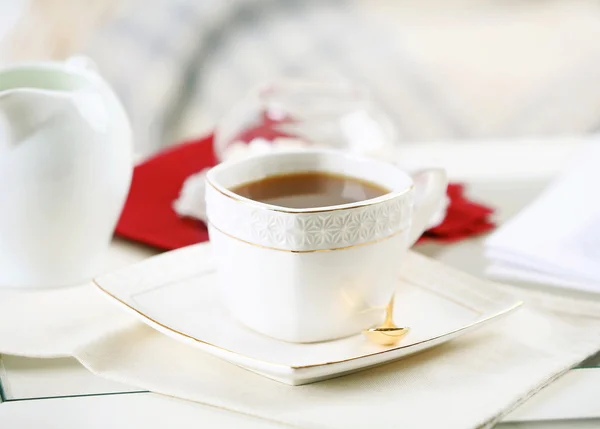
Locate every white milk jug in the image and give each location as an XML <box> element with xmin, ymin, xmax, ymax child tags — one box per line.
<box><xmin>0</xmin><ymin>57</ymin><xmax>132</xmax><ymax>288</ymax></box>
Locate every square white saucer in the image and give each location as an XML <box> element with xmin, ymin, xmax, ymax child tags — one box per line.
<box><xmin>94</xmin><ymin>243</ymin><xmax>522</xmax><ymax>385</ymax></box>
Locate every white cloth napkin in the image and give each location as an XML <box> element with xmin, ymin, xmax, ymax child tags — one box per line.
<box><xmin>1</xmin><ymin>248</ymin><xmax>600</xmax><ymax>429</ymax></box>
<box><xmin>485</xmin><ymin>141</ymin><xmax>600</xmax><ymax>293</ymax></box>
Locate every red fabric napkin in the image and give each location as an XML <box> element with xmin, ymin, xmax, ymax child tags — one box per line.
<box><xmin>418</xmin><ymin>184</ymin><xmax>495</xmax><ymax>244</ymax></box>
<box><xmin>115</xmin><ymin>135</ymin><xmax>495</xmax><ymax>250</ymax></box>
<box><xmin>116</xmin><ymin>136</ymin><xmax>214</xmax><ymax>249</ymax></box>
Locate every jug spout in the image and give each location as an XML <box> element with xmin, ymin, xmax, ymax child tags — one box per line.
<box><xmin>0</xmin><ymin>89</ymin><xmax>73</xmax><ymax>151</ymax></box>
<box><xmin>0</xmin><ymin>56</ymin><xmax>110</xmax><ymax>151</ymax></box>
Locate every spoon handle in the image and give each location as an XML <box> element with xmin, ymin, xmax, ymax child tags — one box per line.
<box><xmin>384</xmin><ymin>295</ymin><xmax>395</xmax><ymax>326</ymax></box>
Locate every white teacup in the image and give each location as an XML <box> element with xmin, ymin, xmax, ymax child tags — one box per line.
<box><xmin>206</xmin><ymin>150</ymin><xmax>447</xmax><ymax>343</ymax></box>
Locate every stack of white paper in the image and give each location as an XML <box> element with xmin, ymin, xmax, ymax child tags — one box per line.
<box><xmin>485</xmin><ymin>142</ymin><xmax>600</xmax><ymax>293</ymax></box>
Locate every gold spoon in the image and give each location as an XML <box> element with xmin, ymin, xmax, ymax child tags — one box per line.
<box><xmin>363</xmin><ymin>295</ymin><xmax>410</xmax><ymax>346</ymax></box>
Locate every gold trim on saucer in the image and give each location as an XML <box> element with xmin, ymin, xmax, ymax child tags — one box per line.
<box><xmin>207</xmin><ymin>221</ymin><xmax>408</xmax><ymax>253</ymax></box>
<box><xmin>93</xmin><ymin>277</ymin><xmax>523</xmax><ymax>371</ymax></box>
<box><xmin>295</xmin><ymin>301</ymin><xmax>522</xmax><ymax>369</ymax></box>
<box><xmin>93</xmin><ymin>279</ymin><xmax>285</xmax><ymax>369</ymax></box>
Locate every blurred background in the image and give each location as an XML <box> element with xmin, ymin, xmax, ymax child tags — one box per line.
<box><xmin>2</xmin><ymin>0</ymin><xmax>600</xmax><ymax>157</ymax></box>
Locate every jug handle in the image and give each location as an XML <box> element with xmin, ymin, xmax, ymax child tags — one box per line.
<box><xmin>407</xmin><ymin>168</ymin><xmax>448</xmax><ymax>246</ymax></box>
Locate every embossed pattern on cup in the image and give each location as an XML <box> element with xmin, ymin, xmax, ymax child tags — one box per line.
<box><xmin>205</xmin><ymin>183</ymin><xmax>412</xmax><ymax>251</ymax></box>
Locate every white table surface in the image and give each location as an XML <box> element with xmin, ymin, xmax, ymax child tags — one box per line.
<box><xmin>1</xmin><ymin>139</ymin><xmax>599</xmax><ymax>428</ymax></box>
